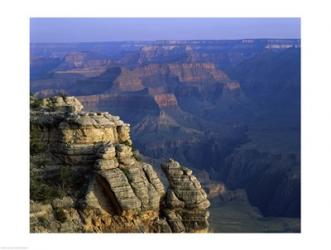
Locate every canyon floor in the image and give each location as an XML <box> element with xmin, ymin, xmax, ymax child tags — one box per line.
<box><xmin>209</xmin><ymin>199</ymin><xmax>300</xmax><ymax>233</ymax></box>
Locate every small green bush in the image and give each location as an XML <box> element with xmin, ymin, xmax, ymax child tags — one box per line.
<box><xmin>30</xmin><ymin>127</ymin><xmax>45</xmax><ymax>155</ymax></box>
<box><xmin>30</xmin><ymin>98</ymin><xmax>43</xmax><ymax>110</ymax></box>
<box><xmin>123</xmin><ymin>140</ymin><xmax>132</xmax><ymax>147</ymax></box>
<box><xmin>30</xmin><ymin>173</ymin><xmax>59</xmax><ymax>202</ymax></box>
<box><xmin>30</xmin><ymin>164</ymin><xmax>76</xmax><ymax>202</ymax></box>
<box><xmin>59</xmin><ymin>165</ymin><xmax>73</xmax><ymax>195</ymax></box>
<box><xmin>54</xmin><ymin>208</ymin><xmax>67</xmax><ymax>223</ymax></box>
<box><xmin>37</xmin><ymin>217</ymin><xmax>50</xmax><ymax>227</ymax></box>
<box><xmin>121</xmin><ymin>167</ymin><xmax>130</xmax><ymax>175</ymax></box>
<box><xmin>30</xmin><ymin>141</ymin><xmax>45</xmax><ymax>155</ymax></box>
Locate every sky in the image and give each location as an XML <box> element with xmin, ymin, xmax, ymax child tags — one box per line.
<box><xmin>30</xmin><ymin>18</ymin><xmax>300</xmax><ymax>43</ymax></box>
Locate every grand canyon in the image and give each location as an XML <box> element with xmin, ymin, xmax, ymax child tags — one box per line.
<box><xmin>30</xmin><ymin>39</ymin><xmax>300</xmax><ymax>232</ymax></box>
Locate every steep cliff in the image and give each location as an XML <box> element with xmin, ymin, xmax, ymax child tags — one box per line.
<box><xmin>30</xmin><ymin>96</ymin><xmax>210</xmax><ymax>233</ymax></box>
<box><xmin>54</xmin><ymin>52</ymin><xmax>114</xmax><ymax>78</ymax></box>
<box><xmin>113</xmin><ymin>63</ymin><xmax>229</xmax><ymax>92</ymax></box>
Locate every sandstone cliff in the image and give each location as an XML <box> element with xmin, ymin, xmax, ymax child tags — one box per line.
<box><xmin>113</xmin><ymin>63</ymin><xmax>229</xmax><ymax>92</ymax></box>
<box><xmin>55</xmin><ymin>52</ymin><xmax>113</xmax><ymax>78</ymax></box>
<box><xmin>30</xmin><ymin>96</ymin><xmax>210</xmax><ymax>233</ymax></box>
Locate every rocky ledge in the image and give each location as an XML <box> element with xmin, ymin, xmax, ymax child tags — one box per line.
<box><xmin>30</xmin><ymin>96</ymin><xmax>210</xmax><ymax>233</ymax></box>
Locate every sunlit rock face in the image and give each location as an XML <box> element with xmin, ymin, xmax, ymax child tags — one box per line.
<box><xmin>161</xmin><ymin>159</ymin><xmax>210</xmax><ymax>233</ymax></box>
<box><xmin>30</xmin><ymin>96</ymin><xmax>210</xmax><ymax>233</ymax></box>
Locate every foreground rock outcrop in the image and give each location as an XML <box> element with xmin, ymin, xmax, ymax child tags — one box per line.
<box><xmin>162</xmin><ymin>159</ymin><xmax>210</xmax><ymax>232</ymax></box>
<box><xmin>30</xmin><ymin>96</ymin><xmax>210</xmax><ymax>233</ymax></box>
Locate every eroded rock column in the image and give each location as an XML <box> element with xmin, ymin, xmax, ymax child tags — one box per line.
<box><xmin>161</xmin><ymin>159</ymin><xmax>210</xmax><ymax>233</ymax></box>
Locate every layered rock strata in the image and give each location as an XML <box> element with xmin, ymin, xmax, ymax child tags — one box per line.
<box><xmin>30</xmin><ymin>96</ymin><xmax>210</xmax><ymax>233</ymax></box>
<box><xmin>162</xmin><ymin>159</ymin><xmax>210</xmax><ymax>233</ymax></box>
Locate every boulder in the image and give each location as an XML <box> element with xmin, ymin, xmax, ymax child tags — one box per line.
<box><xmin>51</xmin><ymin>196</ymin><xmax>74</xmax><ymax>209</ymax></box>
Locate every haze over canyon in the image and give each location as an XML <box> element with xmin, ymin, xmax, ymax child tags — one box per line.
<box><xmin>30</xmin><ymin>39</ymin><xmax>300</xmax><ymax>232</ymax></box>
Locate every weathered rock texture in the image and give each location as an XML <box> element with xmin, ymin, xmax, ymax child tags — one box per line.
<box><xmin>162</xmin><ymin>159</ymin><xmax>210</xmax><ymax>233</ymax></box>
<box><xmin>30</xmin><ymin>96</ymin><xmax>209</xmax><ymax>233</ymax></box>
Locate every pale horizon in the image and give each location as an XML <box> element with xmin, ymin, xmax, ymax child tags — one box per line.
<box><xmin>30</xmin><ymin>18</ymin><xmax>301</xmax><ymax>43</ymax></box>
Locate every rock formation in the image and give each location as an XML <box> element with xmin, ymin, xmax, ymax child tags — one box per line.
<box><xmin>161</xmin><ymin>159</ymin><xmax>210</xmax><ymax>233</ymax></box>
<box><xmin>113</xmin><ymin>63</ymin><xmax>229</xmax><ymax>92</ymax></box>
<box><xmin>55</xmin><ymin>52</ymin><xmax>113</xmax><ymax>78</ymax></box>
<box><xmin>30</xmin><ymin>96</ymin><xmax>210</xmax><ymax>233</ymax></box>
<box><xmin>153</xmin><ymin>93</ymin><xmax>178</xmax><ymax>108</ymax></box>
